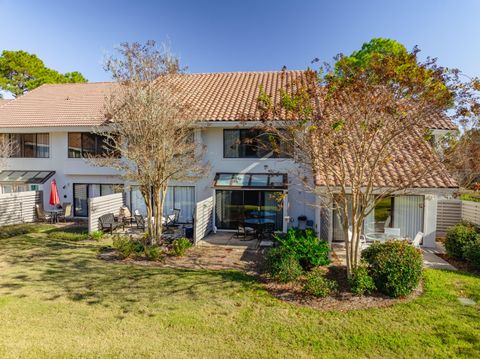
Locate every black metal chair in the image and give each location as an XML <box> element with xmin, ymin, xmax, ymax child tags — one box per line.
<box><xmin>259</xmin><ymin>222</ymin><xmax>275</xmax><ymax>240</ymax></box>
<box><xmin>134</xmin><ymin>214</ymin><xmax>145</xmax><ymax>230</ymax></box>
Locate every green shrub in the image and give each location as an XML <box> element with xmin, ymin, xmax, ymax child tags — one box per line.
<box><xmin>302</xmin><ymin>267</ymin><xmax>338</xmax><ymax>297</ymax></box>
<box><xmin>265</xmin><ymin>246</ymin><xmax>303</xmax><ymax>283</ymax></box>
<box><xmin>112</xmin><ymin>237</ymin><xmax>138</xmax><ymax>258</ymax></box>
<box><xmin>445</xmin><ymin>223</ymin><xmax>478</xmax><ymax>260</ymax></box>
<box><xmin>89</xmin><ymin>230</ymin><xmax>104</xmax><ymax>241</ymax></box>
<box><xmin>171</xmin><ymin>237</ymin><xmax>192</xmax><ymax>257</ymax></box>
<box><xmin>144</xmin><ymin>246</ymin><xmax>163</xmax><ymax>261</ymax></box>
<box><xmin>362</xmin><ymin>240</ymin><xmax>423</xmax><ymax>298</ymax></box>
<box><xmin>274</xmin><ymin>228</ymin><xmax>330</xmax><ymax>269</ymax></box>
<box><xmin>464</xmin><ymin>238</ymin><xmax>480</xmax><ymax>269</ymax></box>
<box><xmin>349</xmin><ymin>264</ymin><xmax>376</xmax><ymax>296</ymax></box>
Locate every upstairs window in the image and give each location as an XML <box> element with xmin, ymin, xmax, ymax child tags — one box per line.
<box><xmin>68</xmin><ymin>132</ymin><xmax>114</xmax><ymax>158</ymax></box>
<box><xmin>223</xmin><ymin>129</ymin><xmax>292</xmax><ymax>158</ymax></box>
<box><xmin>0</xmin><ymin>133</ymin><xmax>49</xmax><ymax>158</ymax></box>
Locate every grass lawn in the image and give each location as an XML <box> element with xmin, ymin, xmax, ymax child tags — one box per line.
<box><xmin>0</xmin><ymin>225</ymin><xmax>479</xmax><ymax>358</ymax></box>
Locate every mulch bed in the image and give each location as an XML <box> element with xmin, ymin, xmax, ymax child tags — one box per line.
<box><xmin>262</xmin><ymin>265</ymin><xmax>423</xmax><ymax>312</ymax></box>
<box><xmin>98</xmin><ymin>245</ymin><xmax>262</xmax><ymax>272</ymax></box>
<box><xmin>436</xmin><ymin>253</ymin><xmax>480</xmax><ymax>275</ymax></box>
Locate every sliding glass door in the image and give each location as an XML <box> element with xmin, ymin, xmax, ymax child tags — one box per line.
<box><xmin>333</xmin><ymin>195</ymin><xmax>424</xmax><ymax>241</ymax></box>
<box><xmin>215</xmin><ymin>190</ymin><xmax>284</xmax><ymax>230</ymax></box>
<box><xmin>128</xmin><ymin>186</ymin><xmax>195</xmax><ymax>223</ymax></box>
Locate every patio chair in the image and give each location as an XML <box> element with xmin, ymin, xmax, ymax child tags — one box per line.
<box><xmin>119</xmin><ymin>206</ymin><xmax>134</xmax><ymax>226</ymax></box>
<box><xmin>167</xmin><ymin>208</ymin><xmax>181</xmax><ymax>228</ymax></box>
<box><xmin>236</xmin><ymin>222</ymin><xmax>255</xmax><ymax>240</ymax></box>
<box><xmin>98</xmin><ymin>213</ymin><xmax>124</xmax><ymax>234</ymax></box>
<box><xmin>259</xmin><ymin>222</ymin><xmax>275</xmax><ymax>240</ymax></box>
<box><xmin>134</xmin><ymin>214</ymin><xmax>145</xmax><ymax>230</ymax></box>
<box><xmin>412</xmin><ymin>232</ymin><xmax>424</xmax><ymax>248</ymax></box>
<box><xmin>35</xmin><ymin>204</ymin><xmax>52</xmax><ymax>223</ymax></box>
<box><xmin>57</xmin><ymin>203</ymin><xmax>72</xmax><ymax>222</ymax></box>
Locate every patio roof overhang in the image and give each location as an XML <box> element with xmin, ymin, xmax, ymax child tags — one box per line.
<box><xmin>213</xmin><ymin>173</ymin><xmax>288</xmax><ymax>189</ymax></box>
<box><xmin>0</xmin><ymin>170</ymin><xmax>55</xmax><ymax>184</ymax></box>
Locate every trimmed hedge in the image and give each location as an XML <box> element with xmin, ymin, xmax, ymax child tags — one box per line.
<box><xmin>362</xmin><ymin>240</ymin><xmax>423</xmax><ymax>298</ymax></box>
<box><xmin>445</xmin><ymin>223</ymin><xmax>479</xmax><ymax>260</ymax></box>
<box><xmin>464</xmin><ymin>239</ymin><xmax>480</xmax><ymax>269</ymax></box>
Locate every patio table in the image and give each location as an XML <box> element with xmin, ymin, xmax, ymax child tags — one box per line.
<box><xmin>244</xmin><ymin>218</ymin><xmax>275</xmax><ymax>239</ymax></box>
<box><xmin>365</xmin><ymin>232</ymin><xmax>404</xmax><ymax>242</ymax></box>
<box><xmin>248</xmin><ymin>211</ymin><xmax>277</xmax><ymax>218</ymax></box>
<box><xmin>46</xmin><ymin>209</ymin><xmax>62</xmax><ymax>224</ymax></box>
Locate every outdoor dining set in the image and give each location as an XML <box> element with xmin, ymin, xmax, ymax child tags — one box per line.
<box><xmin>351</xmin><ymin>226</ymin><xmax>424</xmax><ymax>250</ymax></box>
<box><xmin>236</xmin><ymin>210</ymin><xmax>277</xmax><ymax>241</ymax></box>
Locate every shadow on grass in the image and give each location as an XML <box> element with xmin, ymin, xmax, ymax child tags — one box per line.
<box><xmin>0</xmin><ymin>233</ymin><xmax>260</xmax><ymax>311</ymax></box>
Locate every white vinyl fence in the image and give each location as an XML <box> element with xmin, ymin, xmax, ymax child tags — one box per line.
<box><xmin>88</xmin><ymin>193</ymin><xmax>125</xmax><ymax>234</ymax></box>
<box><xmin>436</xmin><ymin>199</ymin><xmax>480</xmax><ymax>236</ymax></box>
<box><xmin>0</xmin><ymin>191</ymin><xmax>42</xmax><ymax>226</ymax></box>
<box><xmin>194</xmin><ymin>196</ymin><xmax>214</xmax><ymax>244</ymax></box>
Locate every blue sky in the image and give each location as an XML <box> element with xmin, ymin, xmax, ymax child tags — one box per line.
<box><xmin>0</xmin><ymin>0</ymin><xmax>479</xmax><ymax>87</ymax></box>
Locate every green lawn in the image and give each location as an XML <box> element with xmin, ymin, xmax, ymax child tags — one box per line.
<box><xmin>0</xmin><ymin>226</ymin><xmax>479</xmax><ymax>358</ymax></box>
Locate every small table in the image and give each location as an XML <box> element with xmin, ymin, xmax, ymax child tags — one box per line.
<box><xmin>47</xmin><ymin>209</ymin><xmax>63</xmax><ymax>224</ymax></box>
<box><xmin>365</xmin><ymin>232</ymin><xmax>404</xmax><ymax>243</ymax></box>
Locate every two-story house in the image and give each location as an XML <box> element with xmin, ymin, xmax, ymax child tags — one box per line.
<box><xmin>0</xmin><ymin>71</ymin><xmax>458</xmax><ymax>246</ymax></box>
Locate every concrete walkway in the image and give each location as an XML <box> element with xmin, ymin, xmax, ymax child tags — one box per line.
<box><xmin>331</xmin><ymin>242</ymin><xmax>457</xmax><ymax>271</ymax></box>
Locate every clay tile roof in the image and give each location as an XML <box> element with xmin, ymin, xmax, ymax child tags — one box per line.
<box><xmin>0</xmin><ymin>70</ymin><xmax>456</xmax><ymax>130</ymax></box>
<box><xmin>0</xmin><ymin>99</ymin><xmax>12</xmax><ymax>107</ymax></box>
<box><xmin>0</xmin><ymin>82</ymin><xmax>113</xmax><ymax>128</ymax></box>
<box><xmin>0</xmin><ymin>71</ymin><xmax>309</xmax><ymax>128</ymax></box>
<box><xmin>314</xmin><ymin>131</ymin><xmax>458</xmax><ymax>189</ymax></box>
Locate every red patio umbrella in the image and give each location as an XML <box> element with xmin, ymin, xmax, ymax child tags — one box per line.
<box><xmin>49</xmin><ymin>179</ymin><xmax>60</xmax><ymax>207</ymax></box>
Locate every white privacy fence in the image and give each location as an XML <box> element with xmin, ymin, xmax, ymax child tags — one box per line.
<box><xmin>462</xmin><ymin>201</ymin><xmax>480</xmax><ymax>226</ymax></box>
<box><xmin>88</xmin><ymin>193</ymin><xmax>125</xmax><ymax>234</ymax></box>
<box><xmin>437</xmin><ymin>199</ymin><xmax>480</xmax><ymax>236</ymax></box>
<box><xmin>194</xmin><ymin>196</ymin><xmax>214</xmax><ymax>244</ymax></box>
<box><xmin>0</xmin><ymin>191</ymin><xmax>42</xmax><ymax>226</ymax></box>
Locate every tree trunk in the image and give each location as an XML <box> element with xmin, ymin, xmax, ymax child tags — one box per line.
<box><xmin>141</xmin><ymin>186</ymin><xmax>154</xmax><ymax>245</ymax></box>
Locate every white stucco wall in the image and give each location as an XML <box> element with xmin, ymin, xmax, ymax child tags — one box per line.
<box><xmin>1</xmin><ymin>129</ymin><xmax>122</xmax><ymax>210</ymax></box>
<box><xmin>195</xmin><ymin>126</ymin><xmax>317</xmax><ymax>230</ymax></box>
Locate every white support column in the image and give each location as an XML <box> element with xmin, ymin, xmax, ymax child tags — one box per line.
<box><xmin>423</xmin><ymin>194</ymin><xmax>438</xmax><ymax>247</ymax></box>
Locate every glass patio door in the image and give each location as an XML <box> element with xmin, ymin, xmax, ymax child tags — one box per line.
<box><xmin>215</xmin><ymin>190</ymin><xmax>283</xmax><ymax>230</ymax></box>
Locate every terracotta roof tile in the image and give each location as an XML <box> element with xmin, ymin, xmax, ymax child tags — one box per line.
<box><xmin>0</xmin><ymin>71</ymin><xmax>455</xmax><ymax>129</ymax></box>
<box><xmin>314</xmin><ymin>131</ymin><xmax>458</xmax><ymax>189</ymax></box>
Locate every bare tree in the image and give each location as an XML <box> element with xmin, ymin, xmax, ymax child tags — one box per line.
<box><xmin>257</xmin><ymin>40</ymin><xmax>478</xmax><ymax>277</ymax></box>
<box><xmin>0</xmin><ymin>134</ymin><xmax>16</xmax><ymax>169</ymax></box>
<box><xmin>93</xmin><ymin>41</ymin><xmax>206</xmax><ymax>244</ymax></box>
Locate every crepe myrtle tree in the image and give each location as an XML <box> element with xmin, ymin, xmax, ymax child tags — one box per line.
<box><xmin>256</xmin><ymin>38</ymin><xmax>479</xmax><ymax>276</ymax></box>
<box><xmin>0</xmin><ymin>134</ymin><xmax>16</xmax><ymax>168</ymax></box>
<box><xmin>92</xmin><ymin>41</ymin><xmax>206</xmax><ymax>244</ymax></box>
